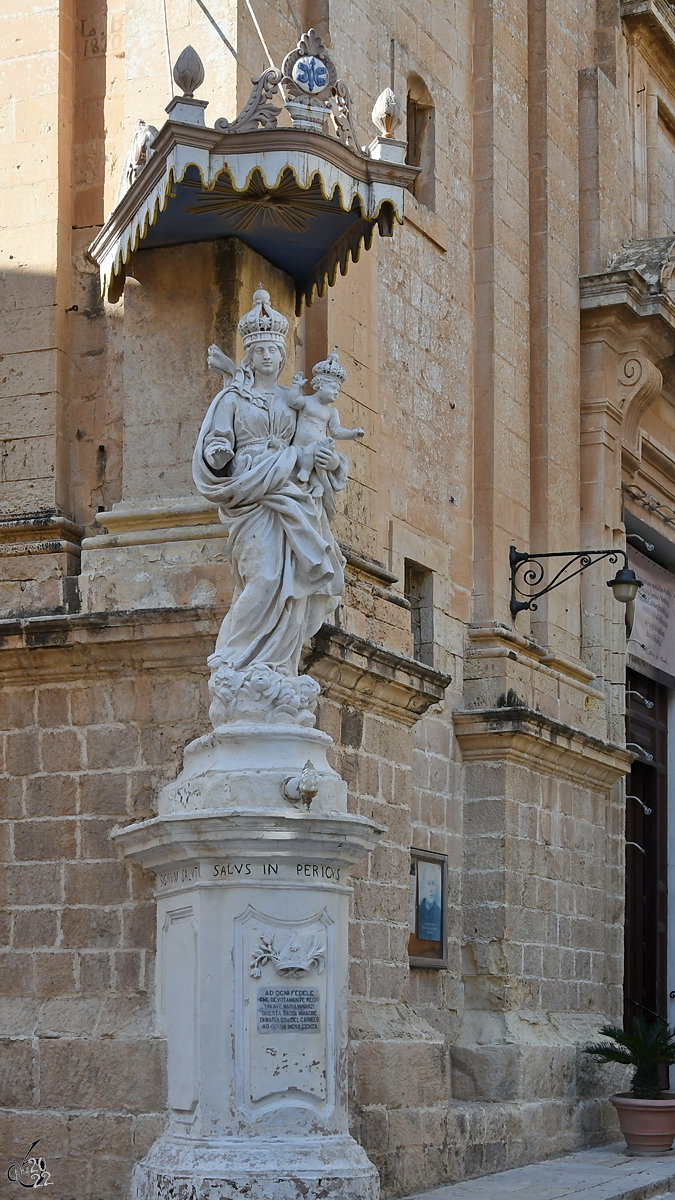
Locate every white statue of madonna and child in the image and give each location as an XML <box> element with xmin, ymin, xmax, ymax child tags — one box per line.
<box><xmin>193</xmin><ymin>287</ymin><xmax>363</xmax><ymax>728</ymax></box>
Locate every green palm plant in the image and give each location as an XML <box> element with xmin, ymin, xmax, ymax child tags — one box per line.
<box><xmin>585</xmin><ymin>1018</ymin><xmax>675</xmax><ymax>1099</ymax></box>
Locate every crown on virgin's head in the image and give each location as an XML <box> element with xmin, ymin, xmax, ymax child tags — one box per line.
<box><xmin>238</xmin><ymin>287</ymin><xmax>289</xmax><ymax>349</ymax></box>
<box><xmin>312</xmin><ymin>348</ymin><xmax>347</xmax><ymax>385</ymax></box>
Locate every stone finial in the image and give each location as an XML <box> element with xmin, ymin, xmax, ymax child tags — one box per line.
<box><xmin>282</xmin><ymin>760</ymin><xmax>321</xmax><ymax>807</ymax></box>
<box><xmin>372</xmin><ymin>87</ymin><xmax>402</xmax><ymax>138</ymax></box>
<box><xmin>173</xmin><ymin>45</ymin><xmax>205</xmax><ymax>98</ymax></box>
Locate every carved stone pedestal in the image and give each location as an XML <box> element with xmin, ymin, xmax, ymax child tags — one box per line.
<box><xmin>114</xmin><ymin>723</ymin><xmax>382</xmax><ymax>1200</ymax></box>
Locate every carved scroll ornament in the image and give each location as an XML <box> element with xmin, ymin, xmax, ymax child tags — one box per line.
<box><xmin>618</xmin><ymin>352</ymin><xmax>663</xmax><ymax>472</ymax></box>
<box><xmin>215</xmin><ymin>68</ymin><xmax>283</xmax><ymax>135</ymax></box>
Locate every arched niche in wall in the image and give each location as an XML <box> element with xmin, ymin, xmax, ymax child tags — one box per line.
<box><xmin>406</xmin><ymin>73</ymin><xmax>436</xmax><ymax>212</ymax></box>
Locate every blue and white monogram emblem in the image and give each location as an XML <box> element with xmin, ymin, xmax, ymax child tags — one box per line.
<box><xmin>291</xmin><ymin>55</ymin><xmax>329</xmax><ymax>94</ymax></box>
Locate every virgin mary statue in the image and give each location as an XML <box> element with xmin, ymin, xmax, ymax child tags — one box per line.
<box><xmin>192</xmin><ymin>288</ymin><xmax>348</xmax><ymax>726</ymax></box>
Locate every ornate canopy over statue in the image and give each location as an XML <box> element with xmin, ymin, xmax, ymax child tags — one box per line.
<box><xmin>88</xmin><ymin>33</ymin><xmax>417</xmax><ymax>310</ymax></box>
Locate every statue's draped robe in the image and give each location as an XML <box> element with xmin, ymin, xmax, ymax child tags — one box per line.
<box><xmin>193</xmin><ymin>378</ymin><xmax>347</xmax><ymax>674</ymax></box>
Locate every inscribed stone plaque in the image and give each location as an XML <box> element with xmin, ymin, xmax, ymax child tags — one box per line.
<box><xmin>257</xmin><ymin>986</ymin><xmax>320</xmax><ymax>1033</ymax></box>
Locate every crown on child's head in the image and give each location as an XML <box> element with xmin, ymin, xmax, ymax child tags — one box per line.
<box><xmin>238</xmin><ymin>286</ymin><xmax>289</xmax><ymax>349</ymax></box>
<box><xmin>312</xmin><ymin>348</ymin><xmax>347</xmax><ymax>386</ymax></box>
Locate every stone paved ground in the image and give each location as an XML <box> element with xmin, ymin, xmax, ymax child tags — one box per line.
<box><xmin>400</xmin><ymin>1143</ymin><xmax>675</xmax><ymax>1200</ymax></box>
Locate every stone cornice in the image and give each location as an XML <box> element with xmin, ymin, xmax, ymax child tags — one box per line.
<box><xmin>0</xmin><ymin>609</ymin><xmax>449</xmax><ymax>726</ymax></box>
<box><xmin>302</xmin><ymin>624</ymin><xmax>451</xmax><ymax>725</ymax></box>
<box><xmin>641</xmin><ymin>433</ymin><xmax>675</xmax><ymax>488</ymax></box>
<box><xmin>112</xmin><ymin>807</ymin><xmax>383</xmax><ymax>874</ymax></box>
<box><xmin>621</xmin><ymin>0</ymin><xmax>675</xmax><ymax>81</ymax></box>
<box><xmin>580</xmin><ymin>269</ymin><xmax>675</xmax><ymax>341</ymax></box>
<box><xmin>340</xmin><ymin>545</ymin><xmax>398</xmax><ymax>586</ymax></box>
<box><xmin>467</xmin><ymin>621</ymin><xmax>601</xmax><ymax>692</ymax></box>
<box><xmin>0</xmin><ymin>606</ymin><xmax>225</xmax><ymax>683</ymax></box>
<box><xmin>453</xmin><ymin>706</ymin><xmax>634</xmax><ymax>786</ymax></box>
<box><xmin>85</xmin><ymin>496</ymin><xmax>220</xmax><ymax>539</ymax></box>
<box><xmin>0</xmin><ymin>510</ymin><xmax>86</xmax><ymax>559</ymax></box>
<box><xmin>85</xmin><ymin>502</ymin><xmax>399</xmax><ymax>590</ymax></box>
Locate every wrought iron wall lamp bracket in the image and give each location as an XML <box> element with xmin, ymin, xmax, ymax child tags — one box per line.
<box><xmin>509</xmin><ymin>546</ymin><xmax>642</xmax><ymax>619</ymax></box>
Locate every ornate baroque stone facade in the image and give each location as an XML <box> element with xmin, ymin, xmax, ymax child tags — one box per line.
<box><xmin>3</xmin><ymin>0</ymin><xmax>675</xmax><ymax>1194</ymax></box>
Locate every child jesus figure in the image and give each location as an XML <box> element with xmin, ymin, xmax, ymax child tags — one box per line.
<box><xmin>286</xmin><ymin>349</ymin><xmax>364</xmax><ymax>484</ymax></box>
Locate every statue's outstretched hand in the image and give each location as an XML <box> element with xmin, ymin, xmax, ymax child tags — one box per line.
<box><xmin>207</xmin><ymin>344</ymin><xmax>236</xmax><ymax>378</ymax></box>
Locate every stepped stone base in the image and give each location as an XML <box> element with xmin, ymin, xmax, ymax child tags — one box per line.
<box><xmin>132</xmin><ymin>1134</ymin><xmax>379</xmax><ymax>1200</ymax></box>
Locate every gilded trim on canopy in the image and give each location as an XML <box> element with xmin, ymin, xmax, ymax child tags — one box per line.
<box><xmin>89</xmin><ymin>126</ymin><xmax>415</xmax><ymax>305</ymax></box>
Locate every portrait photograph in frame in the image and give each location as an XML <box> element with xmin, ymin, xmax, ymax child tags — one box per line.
<box><xmin>408</xmin><ymin>849</ymin><xmax>447</xmax><ymax>968</ymax></box>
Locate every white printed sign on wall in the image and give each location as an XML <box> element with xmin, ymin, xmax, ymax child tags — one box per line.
<box><xmin>628</xmin><ymin>548</ymin><xmax>675</xmax><ymax>679</ymax></box>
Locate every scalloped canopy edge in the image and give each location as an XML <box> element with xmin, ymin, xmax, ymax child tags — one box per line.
<box><xmin>89</xmin><ymin>133</ymin><xmax>411</xmax><ymax>312</ymax></box>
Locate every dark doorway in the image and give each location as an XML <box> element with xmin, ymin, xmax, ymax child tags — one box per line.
<box><xmin>624</xmin><ymin>668</ymin><xmax>669</xmax><ymax>1026</ymax></box>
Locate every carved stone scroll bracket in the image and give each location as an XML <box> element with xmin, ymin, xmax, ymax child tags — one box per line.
<box><xmin>618</xmin><ymin>351</ymin><xmax>663</xmax><ymax>473</ymax></box>
<box><xmin>329</xmin><ymin>81</ymin><xmax>366</xmax><ymax>156</ymax></box>
<box><xmin>215</xmin><ymin>67</ymin><xmax>284</xmax><ymax>134</ymax></box>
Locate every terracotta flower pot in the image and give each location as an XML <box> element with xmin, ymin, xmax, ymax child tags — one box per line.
<box><xmin>611</xmin><ymin>1092</ymin><xmax>675</xmax><ymax>1155</ymax></box>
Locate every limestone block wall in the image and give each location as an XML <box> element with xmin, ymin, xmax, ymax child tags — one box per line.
<box><xmin>0</xmin><ymin>618</ymin><xmax>218</xmax><ymax>1198</ymax></box>
<box><xmin>0</xmin><ymin>625</ymin><xmax>632</xmax><ymax>1199</ymax></box>
<box><xmin>303</xmin><ymin>695</ymin><xmax>463</xmax><ymax>1196</ymax></box>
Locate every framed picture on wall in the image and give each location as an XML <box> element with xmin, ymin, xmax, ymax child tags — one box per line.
<box><xmin>408</xmin><ymin>849</ymin><xmax>447</xmax><ymax>968</ymax></box>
